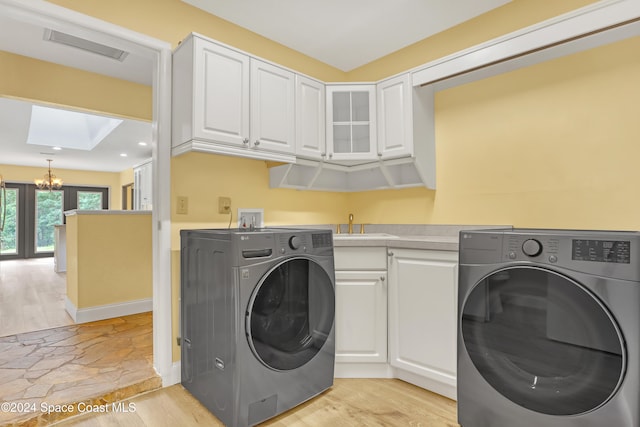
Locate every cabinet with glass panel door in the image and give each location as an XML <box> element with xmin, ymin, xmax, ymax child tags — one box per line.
<box><xmin>325</xmin><ymin>84</ymin><xmax>377</xmax><ymax>162</ymax></box>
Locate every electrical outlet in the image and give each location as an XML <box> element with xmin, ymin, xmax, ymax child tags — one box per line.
<box><xmin>176</xmin><ymin>196</ymin><xmax>188</xmax><ymax>214</ymax></box>
<box><xmin>218</xmin><ymin>196</ymin><xmax>231</xmax><ymax>214</ymax></box>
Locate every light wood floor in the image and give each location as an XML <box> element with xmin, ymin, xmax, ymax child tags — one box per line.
<box><xmin>53</xmin><ymin>379</ymin><xmax>459</xmax><ymax>426</ymax></box>
<box><xmin>0</xmin><ymin>258</ymin><xmax>74</xmax><ymax>337</ymax></box>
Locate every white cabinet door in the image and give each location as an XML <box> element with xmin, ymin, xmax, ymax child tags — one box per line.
<box><xmin>193</xmin><ymin>37</ymin><xmax>250</xmax><ymax>147</ymax></box>
<box><xmin>250</xmin><ymin>59</ymin><xmax>296</xmax><ymax>154</ymax></box>
<box><xmin>133</xmin><ymin>160</ymin><xmax>152</xmax><ymax>211</ymax></box>
<box><xmin>377</xmin><ymin>73</ymin><xmax>413</xmax><ymax>159</ymax></box>
<box><xmin>295</xmin><ymin>75</ymin><xmax>325</xmax><ymax>159</ymax></box>
<box><xmin>388</xmin><ymin>249</ymin><xmax>458</xmax><ymax>393</ymax></box>
<box><xmin>335</xmin><ymin>270</ymin><xmax>387</xmax><ymax>363</ymax></box>
<box><xmin>326</xmin><ymin>84</ymin><xmax>377</xmax><ymax>162</ymax></box>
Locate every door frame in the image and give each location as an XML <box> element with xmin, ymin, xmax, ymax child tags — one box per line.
<box><xmin>0</xmin><ymin>0</ymin><xmax>174</xmax><ymax>385</ymax></box>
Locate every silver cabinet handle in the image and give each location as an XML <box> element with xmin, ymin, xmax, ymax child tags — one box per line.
<box><xmin>328</xmin><ymin>153</ymin><xmax>333</xmax><ymax>159</ymax></box>
<box><xmin>388</xmin><ymin>251</ymin><xmax>394</xmax><ymax>257</ymax></box>
<box><xmin>254</xmin><ymin>140</ymin><xmax>260</xmax><ymax>146</ymax></box>
<box><xmin>380</xmin><ymin>276</ymin><xmax>385</xmax><ymax>282</ymax></box>
<box><xmin>242</xmin><ymin>138</ymin><xmax>249</xmax><ymax>145</ymax></box>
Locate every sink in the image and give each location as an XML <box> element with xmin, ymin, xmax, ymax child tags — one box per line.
<box><xmin>333</xmin><ymin>233</ymin><xmax>398</xmax><ymax>240</ymax></box>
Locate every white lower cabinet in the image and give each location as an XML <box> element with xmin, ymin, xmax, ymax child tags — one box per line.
<box><xmin>387</xmin><ymin>248</ymin><xmax>458</xmax><ymax>399</ymax></box>
<box><xmin>335</xmin><ymin>270</ymin><xmax>387</xmax><ymax>363</ymax></box>
<box><xmin>333</xmin><ymin>245</ymin><xmax>459</xmax><ymax>398</ymax></box>
<box><xmin>334</xmin><ymin>247</ymin><xmax>392</xmax><ymax>378</ymax></box>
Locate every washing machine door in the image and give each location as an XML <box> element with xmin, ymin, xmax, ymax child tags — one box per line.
<box><xmin>247</xmin><ymin>257</ymin><xmax>335</xmax><ymax>371</ymax></box>
<box><xmin>461</xmin><ymin>266</ymin><xmax>625</xmax><ymax>416</ymax></box>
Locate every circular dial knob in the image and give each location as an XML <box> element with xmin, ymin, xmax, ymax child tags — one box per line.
<box><xmin>522</xmin><ymin>239</ymin><xmax>542</xmax><ymax>257</ymax></box>
<box><xmin>289</xmin><ymin>236</ymin><xmax>301</xmax><ymax>250</ymax></box>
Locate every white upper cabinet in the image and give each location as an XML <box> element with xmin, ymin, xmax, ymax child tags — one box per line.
<box><xmin>295</xmin><ymin>75</ymin><xmax>326</xmax><ymax>160</ymax></box>
<box><xmin>326</xmin><ymin>84</ymin><xmax>377</xmax><ymax>162</ymax></box>
<box><xmin>249</xmin><ymin>59</ymin><xmax>295</xmax><ymax>154</ymax></box>
<box><xmin>173</xmin><ymin>35</ymin><xmax>249</xmax><ymax>148</ymax></box>
<box><xmin>172</xmin><ymin>33</ymin><xmax>295</xmax><ymax>162</ymax></box>
<box><xmin>377</xmin><ymin>73</ymin><xmax>413</xmax><ymax>159</ymax></box>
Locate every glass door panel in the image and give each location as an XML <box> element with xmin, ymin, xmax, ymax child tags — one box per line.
<box><xmin>461</xmin><ymin>266</ymin><xmax>624</xmax><ymax>416</ymax></box>
<box><xmin>0</xmin><ymin>188</ymin><xmax>18</xmax><ymax>255</ymax></box>
<box><xmin>77</xmin><ymin>191</ymin><xmax>103</xmax><ymax>210</ymax></box>
<box><xmin>247</xmin><ymin>258</ymin><xmax>335</xmax><ymax>371</ymax></box>
<box><xmin>35</xmin><ymin>190</ymin><xmax>63</xmax><ymax>253</ymax></box>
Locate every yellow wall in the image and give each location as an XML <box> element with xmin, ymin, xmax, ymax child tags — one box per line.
<box><xmin>350</xmin><ymin>36</ymin><xmax>640</xmax><ymax>230</ymax></box>
<box><xmin>0</xmin><ymin>51</ymin><xmax>151</xmax><ymax>121</ymax></box>
<box><xmin>66</xmin><ymin>213</ymin><xmax>152</xmax><ymax>308</ymax></box>
<box><xmin>0</xmin><ymin>163</ymin><xmax>123</xmax><ymax>209</ymax></box>
<box><xmin>170</xmin><ymin>153</ymin><xmax>349</xmax><ymax>242</ymax></box>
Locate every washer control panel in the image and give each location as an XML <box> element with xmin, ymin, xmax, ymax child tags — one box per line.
<box><xmin>460</xmin><ymin>229</ymin><xmax>640</xmax><ymax>281</ymax></box>
<box><xmin>572</xmin><ymin>239</ymin><xmax>630</xmax><ymax>264</ymax></box>
<box><xmin>506</xmin><ymin>235</ymin><xmax>559</xmax><ymax>263</ymax></box>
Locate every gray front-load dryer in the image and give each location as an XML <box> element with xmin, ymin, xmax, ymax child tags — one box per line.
<box><xmin>180</xmin><ymin>228</ymin><xmax>335</xmax><ymax>427</ymax></box>
<box><xmin>458</xmin><ymin>228</ymin><xmax>640</xmax><ymax>427</ymax></box>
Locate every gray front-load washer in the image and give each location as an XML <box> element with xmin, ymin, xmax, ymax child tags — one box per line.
<box><xmin>180</xmin><ymin>228</ymin><xmax>335</xmax><ymax>427</ymax></box>
<box><xmin>458</xmin><ymin>228</ymin><xmax>640</xmax><ymax>426</ymax></box>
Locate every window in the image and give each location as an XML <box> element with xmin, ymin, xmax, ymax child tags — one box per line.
<box><xmin>35</xmin><ymin>190</ymin><xmax>64</xmax><ymax>253</ymax></box>
<box><xmin>78</xmin><ymin>191</ymin><xmax>103</xmax><ymax>210</ymax></box>
<box><xmin>0</xmin><ymin>188</ymin><xmax>18</xmax><ymax>255</ymax></box>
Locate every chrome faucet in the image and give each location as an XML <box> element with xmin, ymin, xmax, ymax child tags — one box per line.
<box><xmin>348</xmin><ymin>213</ymin><xmax>354</xmax><ymax>234</ymax></box>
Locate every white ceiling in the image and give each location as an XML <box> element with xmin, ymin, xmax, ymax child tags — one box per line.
<box><xmin>0</xmin><ymin>13</ymin><xmax>153</xmax><ymax>86</ymax></box>
<box><xmin>0</xmin><ymin>0</ymin><xmax>510</xmax><ymax>173</ymax></box>
<box><xmin>182</xmin><ymin>0</ymin><xmax>511</xmax><ymax>71</ymax></box>
<box><xmin>0</xmin><ymin>97</ymin><xmax>152</xmax><ymax>173</ymax></box>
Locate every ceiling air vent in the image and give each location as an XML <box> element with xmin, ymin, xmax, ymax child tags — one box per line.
<box><xmin>43</xmin><ymin>29</ymin><xmax>129</xmax><ymax>61</ymax></box>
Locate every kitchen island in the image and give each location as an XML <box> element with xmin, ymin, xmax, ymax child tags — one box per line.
<box><xmin>64</xmin><ymin>210</ymin><xmax>152</xmax><ymax>323</ymax></box>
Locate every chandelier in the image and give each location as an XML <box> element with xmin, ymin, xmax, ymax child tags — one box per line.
<box><xmin>35</xmin><ymin>159</ymin><xmax>63</xmax><ymax>191</ymax></box>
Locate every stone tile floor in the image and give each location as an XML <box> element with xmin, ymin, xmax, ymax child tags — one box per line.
<box><xmin>0</xmin><ymin>312</ymin><xmax>160</xmax><ymax>426</ymax></box>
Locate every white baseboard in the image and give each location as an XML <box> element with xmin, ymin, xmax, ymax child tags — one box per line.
<box><xmin>394</xmin><ymin>368</ymin><xmax>457</xmax><ymax>401</ymax></box>
<box><xmin>164</xmin><ymin>361</ymin><xmax>181</xmax><ymax>387</ymax></box>
<box><xmin>64</xmin><ymin>296</ymin><xmax>153</xmax><ymax>324</ymax></box>
<box><xmin>334</xmin><ymin>362</ymin><xmax>394</xmax><ymax>379</ymax></box>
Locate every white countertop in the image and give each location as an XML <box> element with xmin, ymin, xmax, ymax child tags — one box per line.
<box><xmin>333</xmin><ymin>234</ymin><xmax>459</xmax><ymax>251</ymax></box>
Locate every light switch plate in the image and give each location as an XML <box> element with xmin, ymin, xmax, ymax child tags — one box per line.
<box><xmin>176</xmin><ymin>196</ymin><xmax>188</xmax><ymax>214</ymax></box>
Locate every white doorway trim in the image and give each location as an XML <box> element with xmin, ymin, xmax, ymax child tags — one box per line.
<box><xmin>0</xmin><ymin>0</ymin><xmax>175</xmax><ymax>385</ymax></box>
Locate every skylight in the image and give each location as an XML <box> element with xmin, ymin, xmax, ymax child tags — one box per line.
<box><xmin>27</xmin><ymin>105</ymin><xmax>123</xmax><ymax>151</ymax></box>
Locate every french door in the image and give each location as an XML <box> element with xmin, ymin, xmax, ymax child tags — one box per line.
<box><xmin>0</xmin><ymin>183</ymin><xmax>108</xmax><ymax>260</ymax></box>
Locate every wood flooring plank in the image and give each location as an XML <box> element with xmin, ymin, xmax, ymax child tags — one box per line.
<box><xmin>55</xmin><ymin>380</ymin><xmax>458</xmax><ymax>427</ymax></box>
<box><xmin>0</xmin><ymin>259</ymin><xmax>72</xmax><ymax>337</ymax></box>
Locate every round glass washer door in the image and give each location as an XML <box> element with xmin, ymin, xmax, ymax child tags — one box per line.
<box><xmin>246</xmin><ymin>257</ymin><xmax>335</xmax><ymax>371</ymax></box>
<box><xmin>461</xmin><ymin>266</ymin><xmax>625</xmax><ymax>416</ymax></box>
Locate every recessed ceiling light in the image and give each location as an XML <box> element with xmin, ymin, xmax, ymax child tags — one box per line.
<box><xmin>52</xmin><ymin>146</ymin><xmax>62</xmax><ymax>150</ymax></box>
<box><xmin>138</xmin><ymin>141</ymin><xmax>148</xmax><ymax>146</ymax></box>
<box><xmin>120</xmin><ymin>153</ymin><xmax>128</xmax><ymax>157</ymax></box>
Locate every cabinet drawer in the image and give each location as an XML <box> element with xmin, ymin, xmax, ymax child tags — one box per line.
<box><xmin>334</xmin><ymin>247</ymin><xmax>387</xmax><ymax>270</ymax></box>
